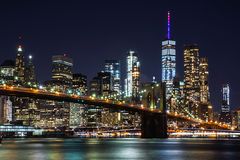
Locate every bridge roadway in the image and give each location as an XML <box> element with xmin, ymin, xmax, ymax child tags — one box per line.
<box><xmin>0</xmin><ymin>85</ymin><xmax>228</xmax><ymax>137</ymax></box>
<box><xmin>0</xmin><ymin>85</ymin><xmax>194</xmax><ymax>119</ymax></box>
<box><xmin>0</xmin><ymin>85</ymin><xmax>163</xmax><ymax>114</ymax></box>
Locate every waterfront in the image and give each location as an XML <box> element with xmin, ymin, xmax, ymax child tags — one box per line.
<box><xmin>0</xmin><ymin>138</ymin><xmax>240</xmax><ymax>160</ymax></box>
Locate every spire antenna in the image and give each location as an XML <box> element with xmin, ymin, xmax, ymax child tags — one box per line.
<box><xmin>167</xmin><ymin>11</ymin><xmax>171</xmax><ymax>39</ymax></box>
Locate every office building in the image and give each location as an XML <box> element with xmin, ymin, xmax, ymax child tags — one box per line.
<box><xmin>219</xmin><ymin>84</ymin><xmax>232</xmax><ymax>124</ymax></box>
<box><xmin>198</xmin><ymin>57</ymin><xmax>213</xmax><ymax>121</ymax></box>
<box><xmin>72</xmin><ymin>73</ymin><xmax>87</xmax><ymax>96</ymax></box>
<box><xmin>15</xmin><ymin>45</ymin><xmax>25</xmax><ymax>85</ymax></box>
<box><xmin>89</xmin><ymin>72</ymin><xmax>113</xmax><ymax>97</ymax></box>
<box><xmin>170</xmin><ymin>77</ymin><xmax>185</xmax><ymax>113</ymax></box>
<box><xmin>183</xmin><ymin>44</ymin><xmax>200</xmax><ymax>117</ymax></box>
<box><xmin>161</xmin><ymin>11</ymin><xmax>176</xmax><ymax>100</ymax></box>
<box><xmin>104</xmin><ymin>60</ymin><xmax>121</xmax><ymax>95</ymax></box>
<box><xmin>124</xmin><ymin>50</ymin><xmax>140</xmax><ymax>102</ymax></box>
<box><xmin>199</xmin><ymin>57</ymin><xmax>209</xmax><ymax>104</ymax></box>
<box><xmin>24</xmin><ymin>55</ymin><xmax>37</xmax><ymax>87</ymax></box>
<box><xmin>52</xmin><ymin>54</ymin><xmax>73</xmax><ymax>86</ymax></box>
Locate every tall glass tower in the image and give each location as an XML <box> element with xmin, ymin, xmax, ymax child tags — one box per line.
<box><xmin>124</xmin><ymin>50</ymin><xmax>140</xmax><ymax>100</ymax></box>
<box><xmin>104</xmin><ymin>60</ymin><xmax>121</xmax><ymax>94</ymax></box>
<box><xmin>161</xmin><ymin>11</ymin><xmax>176</xmax><ymax>99</ymax></box>
<box><xmin>15</xmin><ymin>45</ymin><xmax>25</xmax><ymax>85</ymax></box>
<box><xmin>219</xmin><ymin>84</ymin><xmax>231</xmax><ymax>124</ymax></box>
<box><xmin>221</xmin><ymin>84</ymin><xmax>230</xmax><ymax>113</ymax></box>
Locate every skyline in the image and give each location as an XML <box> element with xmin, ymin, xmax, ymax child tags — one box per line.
<box><xmin>0</xmin><ymin>0</ymin><xmax>239</xmax><ymax>111</ymax></box>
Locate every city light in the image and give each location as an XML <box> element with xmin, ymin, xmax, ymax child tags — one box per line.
<box><xmin>0</xmin><ymin>8</ymin><xmax>237</xmax><ymax>143</ymax></box>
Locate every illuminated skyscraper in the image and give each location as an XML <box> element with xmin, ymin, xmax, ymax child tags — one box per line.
<box><xmin>170</xmin><ymin>77</ymin><xmax>185</xmax><ymax>113</ymax></box>
<box><xmin>219</xmin><ymin>84</ymin><xmax>231</xmax><ymax>124</ymax></box>
<box><xmin>183</xmin><ymin>44</ymin><xmax>200</xmax><ymax>117</ymax></box>
<box><xmin>70</xmin><ymin>73</ymin><xmax>87</xmax><ymax>128</ymax></box>
<box><xmin>89</xmin><ymin>72</ymin><xmax>113</xmax><ymax>97</ymax></box>
<box><xmin>88</xmin><ymin>72</ymin><xmax>113</xmax><ymax>128</ymax></box>
<box><xmin>221</xmin><ymin>84</ymin><xmax>230</xmax><ymax>112</ymax></box>
<box><xmin>199</xmin><ymin>57</ymin><xmax>209</xmax><ymax>104</ymax></box>
<box><xmin>198</xmin><ymin>57</ymin><xmax>213</xmax><ymax>121</ymax></box>
<box><xmin>24</xmin><ymin>55</ymin><xmax>37</xmax><ymax>87</ymax></box>
<box><xmin>52</xmin><ymin>54</ymin><xmax>73</xmax><ymax>85</ymax></box>
<box><xmin>124</xmin><ymin>50</ymin><xmax>140</xmax><ymax>102</ymax></box>
<box><xmin>132</xmin><ymin>61</ymin><xmax>140</xmax><ymax>102</ymax></box>
<box><xmin>45</xmin><ymin>54</ymin><xmax>73</xmax><ymax>92</ymax></box>
<box><xmin>161</xmin><ymin>11</ymin><xmax>176</xmax><ymax>99</ymax></box>
<box><xmin>42</xmin><ymin>54</ymin><xmax>73</xmax><ymax>128</ymax></box>
<box><xmin>15</xmin><ymin>45</ymin><xmax>25</xmax><ymax>85</ymax></box>
<box><xmin>104</xmin><ymin>60</ymin><xmax>121</xmax><ymax>95</ymax></box>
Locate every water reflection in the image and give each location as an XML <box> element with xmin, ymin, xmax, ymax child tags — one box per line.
<box><xmin>0</xmin><ymin>138</ymin><xmax>240</xmax><ymax>160</ymax></box>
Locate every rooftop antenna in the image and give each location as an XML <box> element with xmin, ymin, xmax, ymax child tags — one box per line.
<box><xmin>167</xmin><ymin>11</ymin><xmax>171</xmax><ymax>39</ymax></box>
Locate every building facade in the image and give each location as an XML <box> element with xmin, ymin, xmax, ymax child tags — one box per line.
<box><xmin>104</xmin><ymin>60</ymin><xmax>121</xmax><ymax>95</ymax></box>
<box><xmin>52</xmin><ymin>54</ymin><xmax>73</xmax><ymax>88</ymax></box>
<box><xmin>219</xmin><ymin>84</ymin><xmax>232</xmax><ymax>124</ymax></box>
<box><xmin>170</xmin><ymin>77</ymin><xmax>185</xmax><ymax>113</ymax></box>
<box><xmin>24</xmin><ymin>55</ymin><xmax>37</xmax><ymax>87</ymax></box>
<box><xmin>161</xmin><ymin>11</ymin><xmax>176</xmax><ymax>100</ymax></box>
<box><xmin>183</xmin><ymin>45</ymin><xmax>200</xmax><ymax>118</ymax></box>
<box><xmin>199</xmin><ymin>57</ymin><xmax>209</xmax><ymax>104</ymax></box>
<box><xmin>89</xmin><ymin>72</ymin><xmax>113</xmax><ymax>97</ymax></box>
<box><xmin>72</xmin><ymin>73</ymin><xmax>87</xmax><ymax>96</ymax></box>
<box><xmin>15</xmin><ymin>45</ymin><xmax>25</xmax><ymax>85</ymax></box>
<box><xmin>124</xmin><ymin>50</ymin><xmax>140</xmax><ymax>102</ymax></box>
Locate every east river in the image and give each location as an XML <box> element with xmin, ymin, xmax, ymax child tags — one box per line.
<box><xmin>0</xmin><ymin>138</ymin><xmax>240</xmax><ymax>160</ymax></box>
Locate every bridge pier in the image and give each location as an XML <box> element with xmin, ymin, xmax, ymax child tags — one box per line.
<box><xmin>141</xmin><ymin>112</ymin><xmax>168</xmax><ymax>138</ymax></box>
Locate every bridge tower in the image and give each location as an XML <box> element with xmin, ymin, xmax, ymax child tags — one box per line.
<box><xmin>140</xmin><ymin>82</ymin><xmax>168</xmax><ymax>138</ymax></box>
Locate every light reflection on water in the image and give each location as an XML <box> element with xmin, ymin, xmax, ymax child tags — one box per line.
<box><xmin>0</xmin><ymin>138</ymin><xmax>240</xmax><ymax>160</ymax></box>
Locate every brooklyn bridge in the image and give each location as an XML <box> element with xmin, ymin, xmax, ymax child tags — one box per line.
<box><xmin>0</xmin><ymin>84</ymin><xmax>228</xmax><ymax>138</ymax></box>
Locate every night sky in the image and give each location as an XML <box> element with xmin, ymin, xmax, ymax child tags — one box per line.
<box><xmin>0</xmin><ymin>0</ymin><xmax>239</xmax><ymax>111</ymax></box>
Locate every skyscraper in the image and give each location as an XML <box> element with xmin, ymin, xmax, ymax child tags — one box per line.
<box><xmin>183</xmin><ymin>44</ymin><xmax>200</xmax><ymax>117</ymax></box>
<box><xmin>88</xmin><ymin>72</ymin><xmax>114</xmax><ymax>128</ymax></box>
<box><xmin>161</xmin><ymin>11</ymin><xmax>176</xmax><ymax>99</ymax></box>
<box><xmin>199</xmin><ymin>57</ymin><xmax>209</xmax><ymax>104</ymax></box>
<box><xmin>42</xmin><ymin>54</ymin><xmax>73</xmax><ymax>128</ymax></box>
<box><xmin>52</xmin><ymin>54</ymin><xmax>73</xmax><ymax>85</ymax></box>
<box><xmin>104</xmin><ymin>60</ymin><xmax>121</xmax><ymax>95</ymax></box>
<box><xmin>89</xmin><ymin>72</ymin><xmax>113</xmax><ymax>97</ymax></box>
<box><xmin>219</xmin><ymin>84</ymin><xmax>231</xmax><ymax>124</ymax></box>
<box><xmin>221</xmin><ymin>84</ymin><xmax>230</xmax><ymax>112</ymax></box>
<box><xmin>198</xmin><ymin>57</ymin><xmax>213</xmax><ymax>121</ymax></box>
<box><xmin>170</xmin><ymin>77</ymin><xmax>185</xmax><ymax>113</ymax></box>
<box><xmin>124</xmin><ymin>50</ymin><xmax>140</xmax><ymax>102</ymax></box>
<box><xmin>132</xmin><ymin>61</ymin><xmax>140</xmax><ymax>102</ymax></box>
<box><xmin>24</xmin><ymin>55</ymin><xmax>37</xmax><ymax>87</ymax></box>
<box><xmin>72</xmin><ymin>73</ymin><xmax>87</xmax><ymax>96</ymax></box>
<box><xmin>15</xmin><ymin>45</ymin><xmax>25</xmax><ymax>85</ymax></box>
<box><xmin>45</xmin><ymin>54</ymin><xmax>73</xmax><ymax>92</ymax></box>
<box><xmin>70</xmin><ymin>74</ymin><xmax>87</xmax><ymax>128</ymax></box>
